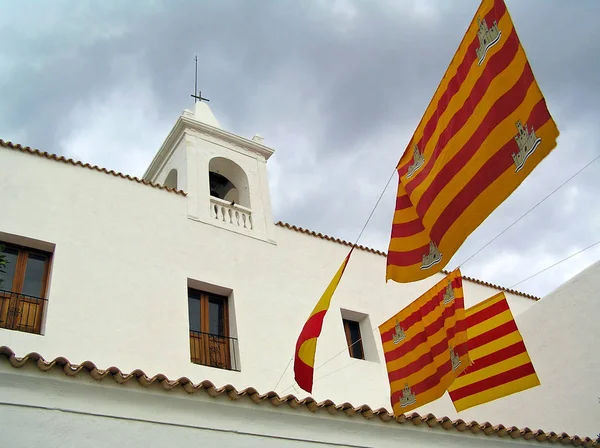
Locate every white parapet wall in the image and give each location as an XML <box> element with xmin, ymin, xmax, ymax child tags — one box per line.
<box><xmin>1</xmin><ymin>356</ymin><xmax>583</xmax><ymax>448</ymax></box>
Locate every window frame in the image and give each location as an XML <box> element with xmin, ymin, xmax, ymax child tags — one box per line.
<box><xmin>187</xmin><ymin>288</ymin><xmax>230</xmax><ymax>337</ymax></box>
<box><xmin>0</xmin><ymin>241</ymin><xmax>52</xmax><ymax>334</ymax></box>
<box><xmin>343</xmin><ymin>318</ymin><xmax>365</xmax><ymax>360</ymax></box>
<box><xmin>187</xmin><ymin>287</ymin><xmax>233</xmax><ymax>370</ymax></box>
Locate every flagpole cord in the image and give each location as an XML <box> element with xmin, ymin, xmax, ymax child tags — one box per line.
<box><xmin>350</xmin><ymin>166</ymin><xmax>398</xmax><ymax>248</ymax></box>
<box><xmin>273</xmin><ymin>166</ymin><xmax>398</xmax><ymax>392</ymax></box>
<box><xmin>279</xmin><ymin>325</ymin><xmax>380</xmax><ymax>395</ymax></box>
<box><xmin>280</xmin><ymin>235</ymin><xmax>600</xmax><ymax>395</ymax></box>
<box><xmin>280</xmin><ymin>153</ymin><xmax>598</xmax><ymax>394</ymax></box>
<box><xmin>272</xmin><ymin>356</ymin><xmax>293</xmax><ymax>391</ymax></box>
<box><xmin>510</xmin><ymin>239</ymin><xmax>600</xmax><ymax>289</ymax></box>
<box><xmin>456</xmin><ymin>153</ymin><xmax>600</xmax><ymax>269</ymax></box>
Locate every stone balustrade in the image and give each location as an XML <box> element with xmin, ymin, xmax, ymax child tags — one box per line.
<box><xmin>210</xmin><ymin>197</ymin><xmax>252</xmax><ymax>230</ymax></box>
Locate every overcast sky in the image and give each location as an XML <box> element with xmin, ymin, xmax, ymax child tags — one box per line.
<box><xmin>1</xmin><ymin>0</ymin><xmax>598</xmax><ymax>297</ymax></box>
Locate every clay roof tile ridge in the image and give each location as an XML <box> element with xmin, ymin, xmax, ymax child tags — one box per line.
<box><xmin>274</xmin><ymin>221</ymin><xmax>539</xmax><ymax>300</ymax></box>
<box><xmin>0</xmin><ymin>139</ymin><xmax>187</xmax><ymax>197</ymax></box>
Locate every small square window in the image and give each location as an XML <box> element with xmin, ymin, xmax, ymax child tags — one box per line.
<box><xmin>343</xmin><ymin>318</ymin><xmax>365</xmax><ymax>360</ymax></box>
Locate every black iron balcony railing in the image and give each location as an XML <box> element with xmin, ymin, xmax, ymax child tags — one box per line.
<box><xmin>0</xmin><ymin>289</ymin><xmax>47</xmax><ymax>334</ymax></box>
<box><xmin>189</xmin><ymin>330</ymin><xmax>240</xmax><ymax>372</ymax></box>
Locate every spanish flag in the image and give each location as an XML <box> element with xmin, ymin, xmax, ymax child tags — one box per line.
<box><xmin>386</xmin><ymin>0</ymin><xmax>559</xmax><ymax>283</ymax></box>
<box><xmin>448</xmin><ymin>292</ymin><xmax>539</xmax><ymax>411</ymax></box>
<box><xmin>379</xmin><ymin>269</ymin><xmax>470</xmax><ymax>415</ymax></box>
<box><xmin>294</xmin><ymin>250</ymin><xmax>352</xmax><ymax>393</ymax></box>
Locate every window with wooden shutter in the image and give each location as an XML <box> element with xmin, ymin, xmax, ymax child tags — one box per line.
<box><xmin>188</xmin><ymin>288</ymin><xmax>239</xmax><ymax>371</ymax></box>
<box><xmin>0</xmin><ymin>242</ymin><xmax>51</xmax><ymax>335</ymax></box>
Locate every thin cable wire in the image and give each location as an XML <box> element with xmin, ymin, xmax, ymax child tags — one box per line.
<box><xmin>273</xmin><ymin>166</ymin><xmax>398</xmax><ymax>392</ymax></box>
<box><xmin>272</xmin><ymin>356</ymin><xmax>293</xmax><ymax>391</ymax></box>
<box><xmin>315</xmin><ymin>332</ymin><xmax>368</xmax><ymax>370</ymax></box>
<box><xmin>510</xmin><ymin>239</ymin><xmax>600</xmax><ymax>288</ymax></box>
<box><xmin>279</xmin><ymin>238</ymin><xmax>600</xmax><ymax>393</ymax></box>
<box><xmin>279</xmin><ymin>324</ymin><xmax>383</xmax><ymax>395</ymax></box>
<box><xmin>280</xmin><ymin>239</ymin><xmax>600</xmax><ymax>395</ymax></box>
<box><xmin>314</xmin><ymin>359</ymin><xmax>360</xmax><ymax>383</ymax></box>
<box><xmin>457</xmin><ymin>154</ymin><xmax>600</xmax><ymax>268</ymax></box>
<box><xmin>279</xmin><ymin>154</ymin><xmax>600</xmax><ymax>393</ymax></box>
<box><xmin>279</xmin><ymin>154</ymin><xmax>600</xmax><ymax>394</ymax></box>
<box><xmin>351</xmin><ymin>167</ymin><xmax>398</xmax><ymax>247</ymax></box>
<box><xmin>283</xmin><ymin>225</ymin><xmax>600</xmax><ymax>393</ymax></box>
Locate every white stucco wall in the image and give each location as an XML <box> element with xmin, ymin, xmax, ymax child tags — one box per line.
<box><xmin>0</xmin><ymin>144</ymin><xmax>540</xmax><ymax>433</ymax></box>
<box><xmin>0</xmin><ymin>362</ymin><xmax>541</xmax><ymax>448</ymax></box>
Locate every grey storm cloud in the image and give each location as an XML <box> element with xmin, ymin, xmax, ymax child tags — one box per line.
<box><xmin>1</xmin><ymin>0</ymin><xmax>599</xmax><ymax>297</ymax></box>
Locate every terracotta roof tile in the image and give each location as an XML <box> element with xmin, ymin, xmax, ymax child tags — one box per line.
<box><xmin>275</xmin><ymin>221</ymin><xmax>387</xmax><ymax>256</ymax></box>
<box><xmin>0</xmin><ymin>139</ymin><xmax>186</xmax><ymax>196</ymax></box>
<box><xmin>0</xmin><ymin>347</ymin><xmax>594</xmax><ymax>446</ymax></box>
<box><xmin>275</xmin><ymin>221</ymin><xmax>540</xmax><ymax>301</ymax></box>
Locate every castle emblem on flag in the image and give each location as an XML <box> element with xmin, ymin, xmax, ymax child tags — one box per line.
<box><xmin>406</xmin><ymin>144</ymin><xmax>425</xmax><ymax>178</ymax></box>
<box><xmin>399</xmin><ymin>383</ymin><xmax>417</xmax><ymax>408</ymax></box>
<box><xmin>475</xmin><ymin>17</ymin><xmax>501</xmax><ymax>66</ymax></box>
<box><xmin>512</xmin><ymin>120</ymin><xmax>542</xmax><ymax>172</ymax></box>
<box><xmin>450</xmin><ymin>346</ymin><xmax>462</xmax><ymax>372</ymax></box>
<box><xmin>421</xmin><ymin>241</ymin><xmax>442</xmax><ymax>270</ymax></box>
<box><xmin>442</xmin><ymin>279</ymin><xmax>455</xmax><ymax>305</ymax></box>
<box><xmin>392</xmin><ymin>320</ymin><xmax>406</xmax><ymax>345</ymax></box>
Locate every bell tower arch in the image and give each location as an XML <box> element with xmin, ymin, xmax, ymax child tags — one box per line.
<box><xmin>143</xmin><ymin>101</ymin><xmax>276</xmax><ymax>243</ymax></box>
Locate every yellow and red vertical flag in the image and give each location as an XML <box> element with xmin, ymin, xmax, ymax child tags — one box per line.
<box><xmin>294</xmin><ymin>249</ymin><xmax>353</xmax><ymax>393</ymax></box>
<box><xmin>386</xmin><ymin>0</ymin><xmax>559</xmax><ymax>283</ymax></box>
<box><xmin>379</xmin><ymin>269</ymin><xmax>470</xmax><ymax>415</ymax></box>
<box><xmin>448</xmin><ymin>292</ymin><xmax>539</xmax><ymax>411</ymax></box>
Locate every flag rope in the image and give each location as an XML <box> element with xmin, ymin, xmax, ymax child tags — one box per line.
<box><xmin>352</xmin><ymin>167</ymin><xmax>399</xmax><ymax>246</ymax></box>
<box><xmin>277</xmin><ymin>153</ymin><xmax>599</xmax><ymax>394</ymax></box>
<box><xmin>278</xmin><ymin>236</ymin><xmax>600</xmax><ymax>395</ymax></box>
<box><xmin>456</xmin><ymin>153</ymin><xmax>600</xmax><ymax>268</ymax></box>
<box><xmin>273</xmin><ymin>166</ymin><xmax>398</xmax><ymax>391</ymax></box>
<box><xmin>277</xmin><ymin>152</ymin><xmax>600</xmax><ymax>394</ymax></box>
<box><xmin>510</xmin><ymin>238</ymin><xmax>600</xmax><ymax>288</ymax></box>
<box><xmin>273</xmin><ymin>356</ymin><xmax>293</xmax><ymax>391</ymax></box>
<box><xmin>279</xmin><ymin>324</ymin><xmax>381</xmax><ymax>395</ymax></box>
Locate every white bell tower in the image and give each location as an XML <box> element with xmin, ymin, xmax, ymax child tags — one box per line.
<box><xmin>143</xmin><ymin>100</ymin><xmax>276</xmax><ymax>244</ymax></box>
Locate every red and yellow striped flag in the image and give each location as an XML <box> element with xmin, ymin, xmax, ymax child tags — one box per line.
<box><xmin>386</xmin><ymin>0</ymin><xmax>559</xmax><ymax>283</ymax></box>
<box><xmin>379</xmin><ymin>269</ymin><xmax>470</xmax><ymax>415</ymax></box>
<box><xmin>294</xmin><ymin>250</ymin><xmax>353</xmax><ymax>393</ymax></box>
<box><xmin>448</xmin><ymin>292</ymin><xmax>540</xmax><ymax>412</ymax></box>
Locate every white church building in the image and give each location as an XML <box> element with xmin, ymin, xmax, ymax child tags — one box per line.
<box><xmin>0</xmin><ymin>101</ymin><xmax>597</xmax><ymax>447</ymax></box>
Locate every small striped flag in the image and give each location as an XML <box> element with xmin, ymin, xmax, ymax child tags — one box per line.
<box><xmin>294</xmin><ymin>250</ymin><xmax>353</xmax><ymax>394</ymax></box>
<box><xmin>386</xmin><ymin>0</ymin><xmax>559</xmax><ymax>283</ymax></box>
<box><xmin>379</xmin><ymin>269</ymin><xmax>470</xmax><ymax>415</ymax></box>
<box><xmin>448</xmin><ymin>292</ymin><xmax>540</xmax><ymax>412</ymax></box>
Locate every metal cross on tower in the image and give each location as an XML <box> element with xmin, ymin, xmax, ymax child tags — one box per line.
<box><xmin>191</xmin><ymin>55</ymin><xmax>210</xmax><ymax>103</ymax></box>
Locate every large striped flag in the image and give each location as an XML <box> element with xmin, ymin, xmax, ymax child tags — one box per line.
<box><xmin>294</xmin><ymin>250</ymin><xmax>353</xmax><ymax>393</ymax></box>
<box><xmin>386</xmin><ymin>0</ymin><xmax>559</xmax><ymax>283</ymax></box>
<box><xmin>379</xmin><ymin>269</ymin><xmax>470</xmax><ymax>415</ymax></box>
<box><xmin>448</xmin><ymin>292</ymin><xmax>539</xmax><ymax>411</ymax></box>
